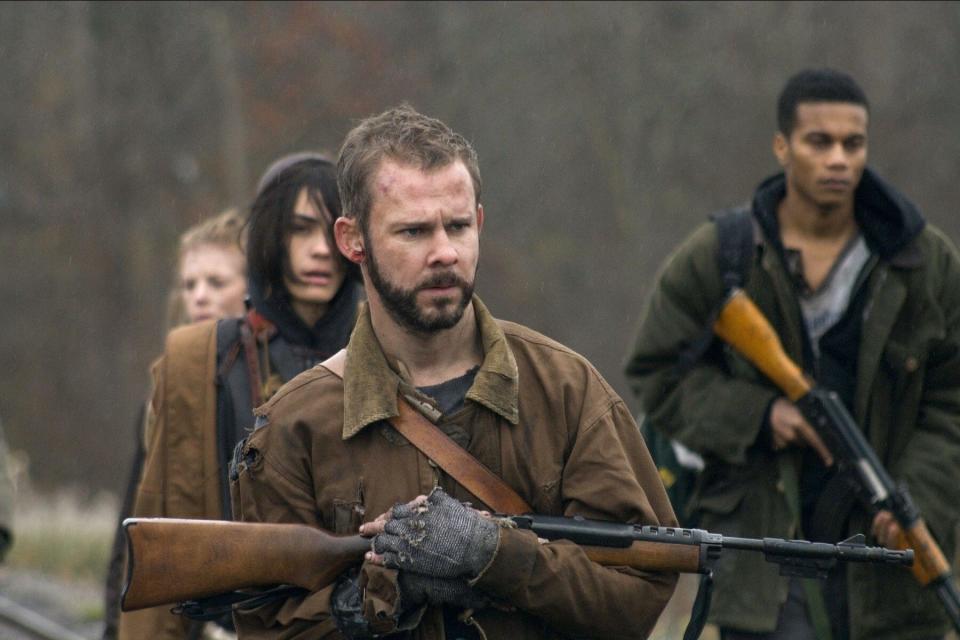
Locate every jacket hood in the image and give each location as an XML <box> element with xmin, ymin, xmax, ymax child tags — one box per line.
<box><xmin>247</xmin><ymin>273</ymin><xmax>363</xmax><ymax>353</ymax></box>
<box><xmin>752</xmin><ymin>167</ymin><xmax>926</xmax><ymax>261</ymax></box>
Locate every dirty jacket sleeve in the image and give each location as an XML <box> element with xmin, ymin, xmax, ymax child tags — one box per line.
<box><xmin>624</xmin><ymin>223</ymin><xmax>778</xmax><ymax>464</ymax></box>
<box><xmin>230</xmin><ymin>419</ymin><xmax>342</xmax><ymax>640</ymax></box>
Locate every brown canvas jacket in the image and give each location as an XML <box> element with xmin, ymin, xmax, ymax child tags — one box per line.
<box><xmin>118</xmin><ymin>319</ymin><xmax>221</xmax><ymax>640</ymax></box>
<box><xmin>231</xmin><ymin>297</ymin><xmax>677</xmax><ymax>639</ymax></box>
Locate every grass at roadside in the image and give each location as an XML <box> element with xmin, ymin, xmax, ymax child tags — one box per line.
<box><xmin>6</xmin><ymin>485</ymin><xmax>117</xmax><ymax>585</ymax></box>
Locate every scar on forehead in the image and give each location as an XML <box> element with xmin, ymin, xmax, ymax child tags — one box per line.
<box><xmin>376</xmin><ymin>174</ymin><xmax>397</xmax><ymax>195</ymax></box>
<box><xmin>374</xmin><ymin>163</ymin><xmax>403</xmax><ymax>196</ymax></box>
<box><xmin>373</xmin><ymin>161</ymin><xmax>472</xmax><ymax>200</ymax></box>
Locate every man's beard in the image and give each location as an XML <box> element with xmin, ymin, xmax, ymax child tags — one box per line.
<box><xmin>366</xmin><ymin>247</ymin><xmax>476</xmax><ymax>335</ymax></box>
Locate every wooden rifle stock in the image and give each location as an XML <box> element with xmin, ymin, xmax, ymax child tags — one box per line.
<box><xmin>121</xmin><ymin>518</ymin><xmax>371</xmax><ymax>612</ymax></box>
<box><xmin>712</xmin><ymin>289</ymin><xmax>960</xmax><ymax>632</ymax></box>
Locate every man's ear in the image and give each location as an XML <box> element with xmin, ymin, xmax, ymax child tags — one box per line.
<box><xmin>334</xmin><ymin>217</ymin><xmax>364</xmax><ymax>264</ymax></box>
<box><xmin>772</xmin><ymin>132</ymin><xmax>790</xmax><ymax>168</ymax></box>
<box><xmin>476</xmin><ymin>203</ymin><xmax>484</xmax><ymax>234</ymax></box>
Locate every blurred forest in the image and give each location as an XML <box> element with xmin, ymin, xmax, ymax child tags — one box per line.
<box><xmin>2</xmin><ymin>1</ymin><xmax>959</xmax><ymax>496</ymax></box>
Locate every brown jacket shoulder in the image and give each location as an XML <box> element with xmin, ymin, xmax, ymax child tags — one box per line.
<box><xmin>119</xmin><ymin>319</ymin><xmax>220</xmax><ymax>640</ymax></box>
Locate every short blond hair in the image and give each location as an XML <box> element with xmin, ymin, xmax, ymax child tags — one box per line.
<box><xmin>165</xmin><ymin>208</ymin><xmax>247</xmax><ymax>330</ymax></box>
<box><xmin>179</xmin><ymin>208</ymin><xmax>246</xmax><ymax>258</ymax></box>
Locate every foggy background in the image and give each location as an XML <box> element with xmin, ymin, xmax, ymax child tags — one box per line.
<box><xmin>2</xmin><ymin>1</ymin><xmax>959</xmax><ymax>497</ymax></box>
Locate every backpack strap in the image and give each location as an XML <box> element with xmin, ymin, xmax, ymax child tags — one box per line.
<box><xmin>239</xmin><ymin>321</ymin><xmax>264</xmax><ymax>409</ymax></box>
<box><xmin>319</xmin><ymin>350</ymin><xmax>532</xmax><ymax>514</ymax></box>
<box><xmin>215</xmin><ymin>317</ymin><xmax>244</xmax><ymax>379</ymax></box>
<box><xmin>711</xmin><ymin>205</ymin><xmax>754</xmax><ymax>292</ymax></box>
<box><xmin>675</xmin><ymin>205</ymin><xmax>755</xmax><ymax>374</ymax></box>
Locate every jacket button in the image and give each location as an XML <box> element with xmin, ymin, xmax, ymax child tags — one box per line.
<box><xmin>775</xmin><ymin>480</ymin><xmax>786</xmax><ymax>494</ymax></box>
<box><xmin>905</xmin><ymin>356</ymin><xmax>919</xmax><ymax>372</ymax></box>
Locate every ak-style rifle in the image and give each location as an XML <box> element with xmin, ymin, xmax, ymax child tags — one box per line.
<box><xmin>714</xmin><ymin>288</ymin><xmax>960</xmax><ymax>632</ymax></box>
<box><xmin>120</xmin><ymin>514</ymin><xmax>910</xmax><ymax>614</ymax></box>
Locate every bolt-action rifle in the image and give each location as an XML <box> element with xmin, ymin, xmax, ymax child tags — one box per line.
<box><xmin>713</xmin><ymin>288</ymin><xmax>960</xmax><ymax>633</ymax></box>
<box><xmin>120</xmin><ymin>514</ymin><xmax>910</xmax><ymax>623</ymax></box>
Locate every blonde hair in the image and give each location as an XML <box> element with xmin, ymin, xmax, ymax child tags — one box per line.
<box><xmin>178</xmin><ymin>208</ymin><xmax>247</xmax><ymax>258</ymax></box>
<box><xmin>165</xmin><ymin>208</ymin><xmax>248</xmax><ymax>330</ymax></box>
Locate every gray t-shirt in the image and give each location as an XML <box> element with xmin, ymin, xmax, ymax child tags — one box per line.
<box><xmin>797</xmin><ymin>234</ymin><xmax>872</xmax><ymax>358</ymax></box>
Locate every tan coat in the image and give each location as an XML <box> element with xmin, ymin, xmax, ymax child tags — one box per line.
<box><xmin>232</xmin><ymin>298</ymin><xmax>677</xmax><ymax>639</ymax></box>
<box><xmin>119</xmin><ymin>319</ymin><xmax>222</xmax><ymax>640</ymax></box>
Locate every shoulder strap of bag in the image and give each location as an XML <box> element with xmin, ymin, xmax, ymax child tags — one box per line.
<box><xmin>675</xmin><ymin>206</ymin><xmax>755</xmax><ymax>374</ymax></box>
<box><xmin>390</xmin><ymin>399</ymin><xmax>533</xmax><ymax>514</ymax></box>
<box><xmin>239</xmin><ymin>320</ymin><xmax>263</xmax><ymax>409</ymax></box>
<box><xmin>320</xmin><ymin>350</ymin><xmax>532</xmax><ymax>514</ymax></box>
<box><xmin>711</xmin><ymin>204</ymin><xmax>754</xmax><ymax>292</ymax></box>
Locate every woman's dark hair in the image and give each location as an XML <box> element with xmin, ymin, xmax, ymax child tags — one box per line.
<box><xmin>246</xmin><ymin>153</ymin><xmax>359</xmax><ymax>301</ymax></box>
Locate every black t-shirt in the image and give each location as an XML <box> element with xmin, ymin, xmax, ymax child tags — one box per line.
<box><xmin>416</xmin><ymin>365</ymin><xmax>482</xmax><ymax>640</ymax></box>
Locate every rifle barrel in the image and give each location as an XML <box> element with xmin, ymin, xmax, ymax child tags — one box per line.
<box><xmin>511</xmin><ymin>515</ymin><xmax>912</xmax><ymax>571</ymax></box>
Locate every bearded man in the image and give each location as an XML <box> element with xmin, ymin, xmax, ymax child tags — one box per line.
<box><xmin>229</xmin><ymin>104</ymin><xmax>677</xmax><ymax>639</ymax></box>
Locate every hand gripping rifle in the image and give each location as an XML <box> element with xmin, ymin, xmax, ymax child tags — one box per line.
<box><xmin>121</xmin><ymin>515</ymin><xmax>910</xmax><ymax>638</ymax></box>
<box><xmin>714</xmin><ymin>288</ymin><xmax>960</xmax><ymax>632</ymax></box>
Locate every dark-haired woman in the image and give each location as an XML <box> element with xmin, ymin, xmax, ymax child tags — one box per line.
<box><xmin>118</xmin><ymin>153</ymin><xmax>362</xmax><ymax>640</ymax></box>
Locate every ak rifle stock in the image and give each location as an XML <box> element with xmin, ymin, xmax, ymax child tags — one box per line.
<box><xmin>714</xmin><ymin>288</ymin><xmax>960</xmax><ymax>631</ymax></box>
<box><xmin>121</xmin><ymin>515</ymin><xmax>910</xmax><ymax>612</ymax></box>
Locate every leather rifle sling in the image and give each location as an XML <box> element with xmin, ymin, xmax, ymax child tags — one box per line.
<box><xmin>321</xmin><ymin>349</ymin><xmax>532</xmax><ymax>515</ymax></box>
<box><xmin>239</xmin><ymin>318</ymin><xmax>264</xmax><ymax>408</ymax></box>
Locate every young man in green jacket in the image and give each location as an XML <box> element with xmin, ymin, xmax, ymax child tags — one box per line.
<box><xmin>625</xmin><ymin>68</ymin><xmax>960</xmax><ymax>640</ymax></box>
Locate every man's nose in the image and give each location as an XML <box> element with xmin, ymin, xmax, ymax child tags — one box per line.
<box><xmin>826</xmin><ymin>142</ymin><xmax>849</xmax><ymax>168</ymax></box>
<box><xmin>428</xmin><ymin>229</ymin><xmax>458</xmax><ymax>266</ymax></box>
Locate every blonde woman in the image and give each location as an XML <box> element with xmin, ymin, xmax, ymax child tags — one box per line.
<box><xmin>103</xmin><ymin>208</ymin><xmax>247</xmax><ymax>640</ymax></box>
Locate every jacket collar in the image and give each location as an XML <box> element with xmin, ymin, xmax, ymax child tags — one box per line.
<box><xmin>247</xmin><ymin>275</ymin><xmax>364</xmax><ymax>352</ymax></box>
<box><xmin>751</xmin><ymin>167</ymin><xmax>926</xmax><ymax>268</ymax></box>
<box><xmin>341</xmin><ymin>296</ymin><xmax>519</xmax><ymax>440</ymax></box>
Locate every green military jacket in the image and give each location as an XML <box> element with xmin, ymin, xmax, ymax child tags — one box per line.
<box><xmin>625</xmin><ymin>174</ymin><xmax>960</xmax><ymax>639</ymax></box>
